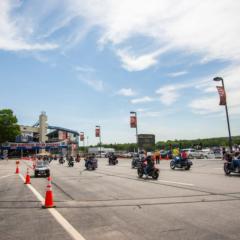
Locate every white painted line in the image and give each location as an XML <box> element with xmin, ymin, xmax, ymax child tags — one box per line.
<box><xmin>159</xmin><ymin>180</ymin><xmax>194</xmax><ymax>186</ymax></box>
<box><xmin>19</xmin><ymin>174</ymin><xmax>44</xmax><ymax>202</ymax></box>
<box><xmin>0</xmin><ymin>174</ymin><xmax>15</xmax><ymax>179</ymax></box>
<box><xmin>49</xmin><ymin>208</ymin><xmax>86</xmax><ymax>240</ymax></box>
<box><xmin>19</xmin><ymin>174</ymin><xmax>86</xmax><ymax>240</ymax></box>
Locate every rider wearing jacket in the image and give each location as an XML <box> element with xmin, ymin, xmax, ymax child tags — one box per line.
<box><xmin>144</xmin><ymin>155</ymin><xmax>154</xmax><ymax>176</ymax></box>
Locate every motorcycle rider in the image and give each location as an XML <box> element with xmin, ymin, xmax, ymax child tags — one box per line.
<box><xmin>144</xmin><ymin>155</ymin><xmax>154</xmax><ymax>177</ymax></box>
<box><xmin>109</xmin><ymin>152</ymin><xmax>117</xmax><ymax>164</ymax></box>
<box><xmin>233</xmin><ymin>152</ymin><xmax>240</xmax><ymax>171</ymax></box>
<box><xmin>76</xmin><ymin>154</ymin><xmax>81</xmax><ymax>162</ymax></box>
<box><xmin>180</xmin><ymin>150</ymin><xmax>188</xmax><ymax>162</ymax></box>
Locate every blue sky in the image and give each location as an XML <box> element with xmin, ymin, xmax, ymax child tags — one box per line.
<box><xmin>0</xmin><ymin>0</ymin><xmax>240</xmax><ymax>144</ymax></box>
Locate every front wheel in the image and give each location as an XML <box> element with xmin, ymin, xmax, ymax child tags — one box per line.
<box><xmin>224</xmin><ymin>163</ymin><xmax>231</xmax><ymax>175</ymax></box>
<box><xmin>170</xmin><ymin>161</ymin><xmax>175</xmax><ymax>169</ymax></box>
<box><xmin>185</xmin><ymin>165</ymin><xmax>191</xmax><ymax>170</ymax></box>
<box><xmin>138</xmin><ymin>168</ymin><xmax>144</xmax><ymax>178</ymax></box>
<box><xmin>152</xmin><ymin>171</ymin><xmax>159</xmax><ymax>180</ymax></box>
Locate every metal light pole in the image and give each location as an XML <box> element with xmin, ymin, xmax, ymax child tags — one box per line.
<box><xmin>213</xmin><ymin>77</ymin><xmax>233</xmax><ymax>152</ymax></box>
<box><xmin>130</xmin><ymin>111</ymin><xmax>138</xmax><ymax>152</ymax></box>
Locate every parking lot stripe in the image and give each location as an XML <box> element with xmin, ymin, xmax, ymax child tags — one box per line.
<box><xmin>159</xmin><ymin>180</ymin><xmax>194</xmax><ymax>186</ymax></box>
<box><xmin>19</xmin><ymin>174</ymin><xmax>86</xmax><ymax>240</ymax></box>
<box><xmin>0</xmin><ymin>174</ymin><xmax>14</xmax><ymax>179</ymax></box>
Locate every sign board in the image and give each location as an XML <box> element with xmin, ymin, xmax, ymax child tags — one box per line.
<box><xmin>138</xmin><ymin>134</ymin><xmax>155</xmax><ymax>151</ymax></box>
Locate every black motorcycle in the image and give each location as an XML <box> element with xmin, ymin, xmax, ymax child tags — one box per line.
<box><xmin>170</xmin><ymin>157</ymin><xmax>192</xmax><ymax>170</ymax></box>
<box><xmin>224</xmin><ymin>160</ymin><xmax>240</xmax><ymax>175</ymax></box>
<box><xmin>68</xmin><ymin>160</ymin><xmax>74</xmax><ymax>167</ymax></box>
<box><xmin>131</xmin><ymin>154</ymin><xmax>142</xmax><ymax>168</ymax></box>
<box><xmin>108</xmin><ymin>155</ymin><xmax>118</xmax><ymax>165</ymax></box>
<box><xmin>85</xmin><ymin>158</ymin><xmax>98</xmax><ymax>170</ymax></box>
<box><xmin>59</xmin><ymin>157</ymin><xmax>65</xmax><ymax>165</ymax></box>
<box><xmin>137</xmin><ymin>162</ymin><xmax>159</xmax><ymax>180</ymax></box>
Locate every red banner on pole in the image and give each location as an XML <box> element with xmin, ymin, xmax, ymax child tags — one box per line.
<box><xmin>130</xmin><ymin>116</ymin><xmax>137</xmax><ymax>128</ymax></box>
<box><xmin>95</xmin><ymin>127</ymin><xmax>100</xmax><ymax>137</ymax></box>
<box><xmin>216</xmin><ymin>86</ymin><xmax>226</xmax><ymax>105</ymax></box>
<box><xmin>80</xmin><ymin>132</ymin><xmax>84</xmax><ymax>141</ymax></box>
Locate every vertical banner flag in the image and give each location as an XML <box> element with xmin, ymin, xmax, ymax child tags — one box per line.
<box><xmin>80</xmin><ymin>132</ymin><xmax>84</xmax><ymax>141</ymax></box>
<box><xmin>216</xmin><ymin>86</ymin><xmax>226</xmax><ymax>105</ymax></box>
<box><xmin>130</xmin><ymin>116</ymin><xmax>137</xmax><ymax>128</ymax></box>
<box><xmin>95</xmin><ymin>127</ymin><xmax>100</xmax><ymax>137</ymax></box>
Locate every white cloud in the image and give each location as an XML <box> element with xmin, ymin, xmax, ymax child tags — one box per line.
<box><xmin>167</xmin><ymin>71</ymin><xmax>188</xmax><ymax>78</ymax></box>
<box><xmin>156</xmin><ymin>83</ymin><xmax>193</xmax><ymax>106</ymax></box>
<box><xmin>189</xmin><ymin>65</ymin><xmax>240</xmax><ymax>115</ymax></box>
<box><xmin>189</xmin><ymin>97</ymin><xmax>221</xmax><ymax>115</ymax></box>
<box><xmin>117</xmin><ymin>88</ymin><xmax>136</xmax><ymax>97</ymax></box>
<box><xmin>136</xmin><ymin>108</ymin><xmax>149</xmax><ymax>113</ymax></box>
<box><xmin>68</xmin><ymin>0</ymin><xmax>240</xmax><ymax>69</ymax></box>
<box><xmin>81</xmin><ymin>78</ymin><xmax>104</xmax><ymax>92</ymax></box>
<box><xmin>4</xmin><ymin>0</ymin><xmax>240</xmax><ymax>68</ymax></box>
<box><xmin>116</xmin><ymin>47</ymin><xmax>170</xmax><ymax>71</ymax></box>
<box><xmin>131</xmin><ymin>96</ymin><xmax>154</xmax><ymax>104</ymax></box>
<box><xmin>75</xmin><ymin>66</ymin><xmax>95</xmax><ymax>73</ymax></box>
<box><xmin>0</xmin><ymin>1</ymin><xmax>58</xmax><ymax>51</ymax></box>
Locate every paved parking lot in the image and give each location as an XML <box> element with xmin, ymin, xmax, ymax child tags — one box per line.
<box><xmin>0</xmin><ymin>158</ymin><xmax>240</xmax><ymax>240</ymax></box>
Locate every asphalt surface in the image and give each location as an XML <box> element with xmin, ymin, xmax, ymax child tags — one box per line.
<box><xmin>0</xmin><ymin>158</ymin><xmax>240</xmax><ymax>240</ymax></box>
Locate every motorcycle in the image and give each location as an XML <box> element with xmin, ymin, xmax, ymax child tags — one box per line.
<box><xmin>59</xmin><ymin>157</ymin><xmax>65</xmax><ymax>165</ymax></box>
<box><xmin>68</xmin><ymin>160</ymin><xmax>74</xmax><ymax>167</ymax></box>
<box><xmin>85</xmin><ymin>157</ymin><xmax>98</xmax><ymax>170</ymax></box>
<box><xmin>131</xmin><ymin>154</ymin><xmax>142</xmax><ymax>168</ymax></box>
<box><xmin>108</xmin><ymin>155</ymin><xmax>118</xmax><ymax>165</ymax></box>
<box><xmin>170</xmin><ymin>156</ymin><xmax>192</xmax><ymax>170</ymax></box>
<box><xmin>224</xmin><ymin>159</ymin><xmax>240</xmax><ymax>175</ymax></box>
<box><xmin>137</xmin><ymin>162</ymin><xmax>159</xmax><ymax>180</ymax></box>
<box><xmin>75</xmin><ymin>155</ymin><xmax>81</xmax><ymax>163</ymax></box>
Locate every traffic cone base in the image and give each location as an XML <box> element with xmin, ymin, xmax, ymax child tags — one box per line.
<box><xmin>42</xmin><ymin>178</ymin><xmax>55</xmax><ymax>208</ymax></box>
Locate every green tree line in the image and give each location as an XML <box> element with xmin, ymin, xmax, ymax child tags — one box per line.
<box><xmin>88</xmin><ymin>136</ymin><xmax>240</xmax><ymax>151</ymax></box>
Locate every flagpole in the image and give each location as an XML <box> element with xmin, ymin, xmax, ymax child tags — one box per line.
<box><xmin>214</xmin><ymin>77</ymin><xmax>233</xmax><ymax>152</ymax></box>
<box><xmin>221</xmin><ymin>80</ymin><xmax>233</xmax><ymax>153</ymax></box>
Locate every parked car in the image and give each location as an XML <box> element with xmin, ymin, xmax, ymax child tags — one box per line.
<box><xmin>201</xmin><ymin>149</ymin><xmax>215</xmax><ymax>159</ymax></box>
<box><xmin>0</xmin><ymin>154</ymin><xmax>4</xmax><ymax>160</ymax></box>
<box><xmin>181</xmin><ymin>148</ymin><xmax>204</xmax><ymax>159</ymax></box>
<box><xmin>214</xmin><ymin>150</ymin><xmax>223</xmax><ymax>159</ymax></box>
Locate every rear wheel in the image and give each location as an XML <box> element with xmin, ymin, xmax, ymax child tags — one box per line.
<box><xmin>170</xmin><ymin>161</ymin><xmax>175</xmax><ymax>169</ymax></box>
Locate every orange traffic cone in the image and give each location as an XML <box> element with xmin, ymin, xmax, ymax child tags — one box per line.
<box><xmin>15</xmin><ymin>165</ymin><xmax>19</xmax><ymax>174</ymax></box>
<box><xmin>25</xmin><ymin>168</ymin><xmax>31</xmax><ymax>184</ymax></box>
<box><xmin>42</xmin><ymin>177</ymin><xmax>55</xmax><ymax>208</ymax></box>
<box><xmin>15</xmin><ymin>160</ymin><xmax>20</xmax><ymax>174</ymax></box>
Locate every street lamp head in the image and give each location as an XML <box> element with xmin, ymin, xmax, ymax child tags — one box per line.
<box><xmin>213</xmin><ymin>77</ymin><xmax>223</xmax><ymax>82</ymax></box>
<box><xmin>130</xmin><ymin>111</ymin><xmax>136</xmax><ymax>114</ymax></box>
